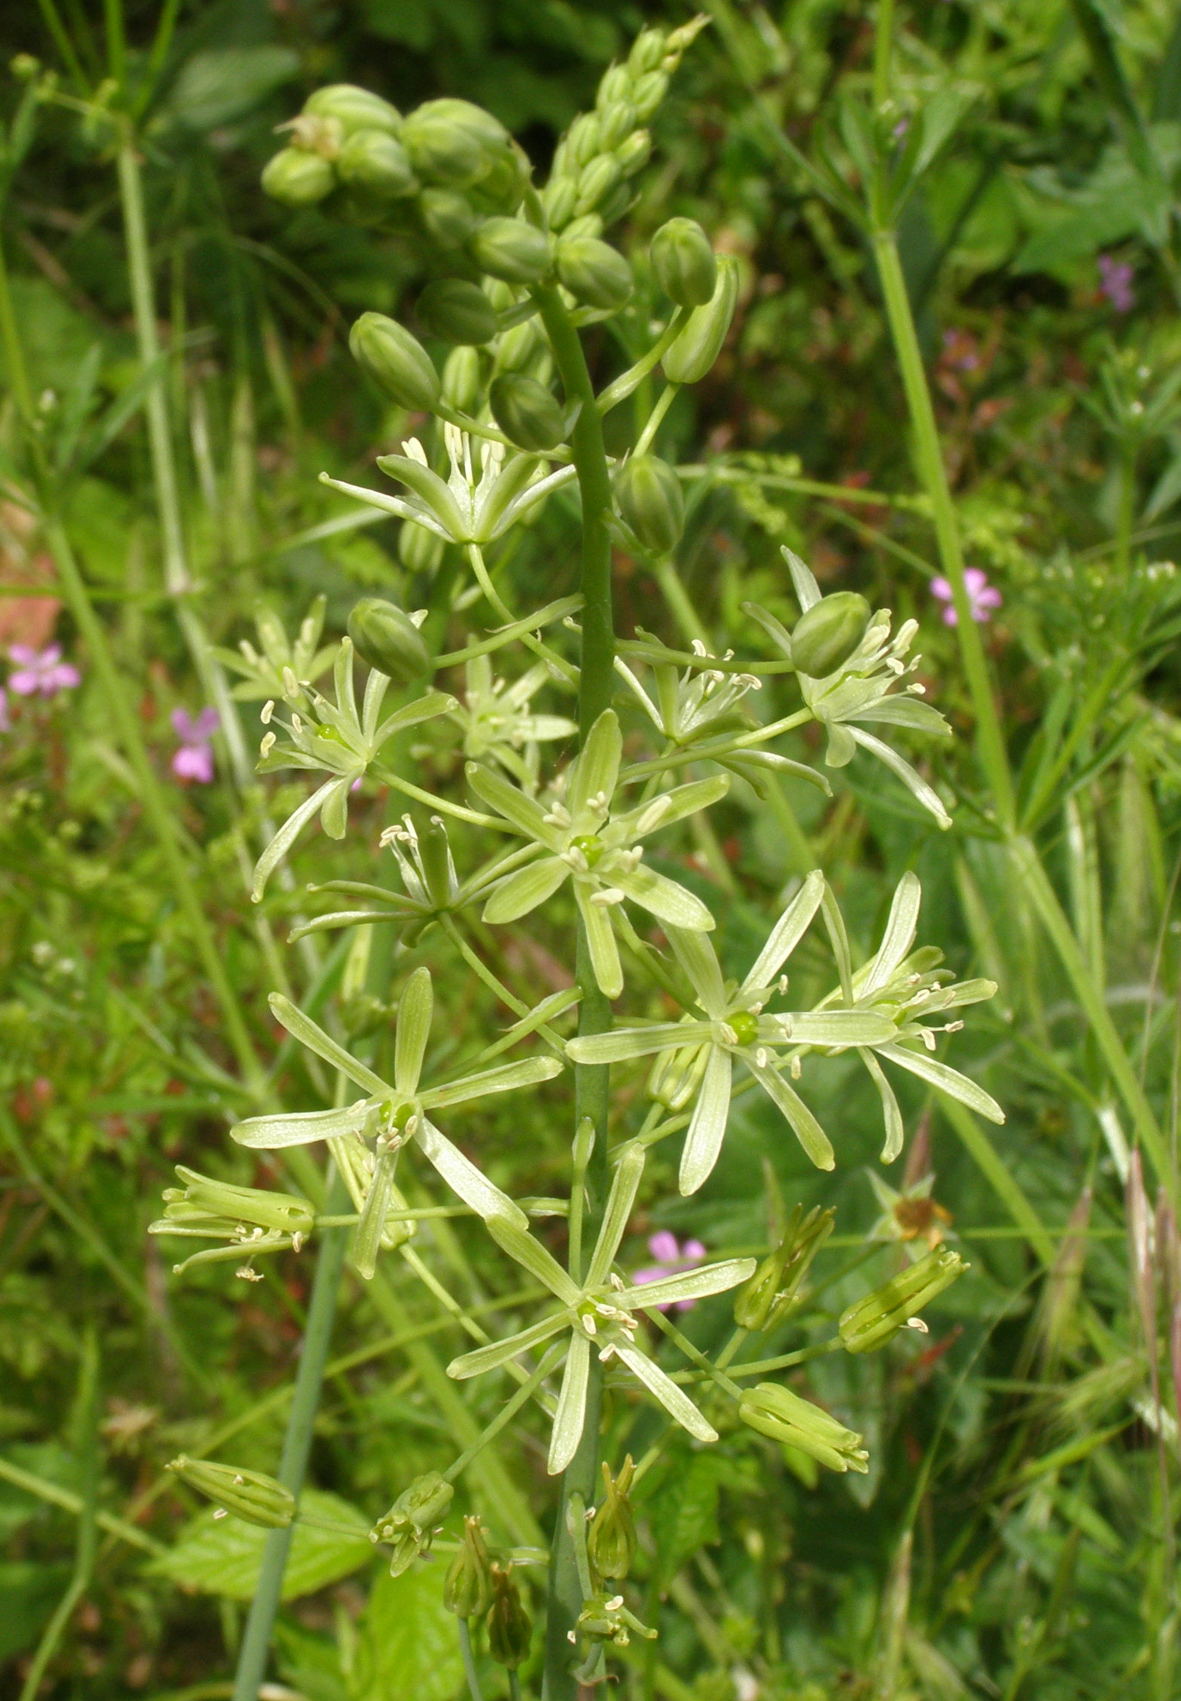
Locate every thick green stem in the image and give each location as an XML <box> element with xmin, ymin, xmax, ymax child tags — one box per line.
<box><xmin>532</xmin><ymin>280</ymin><xmax>617</xmax><ymax>1699</ymax></box>
<box><xmin>230</xmin><ymin>1172</ymin><xmax>350</xmax><ymax>1701</ymax></box>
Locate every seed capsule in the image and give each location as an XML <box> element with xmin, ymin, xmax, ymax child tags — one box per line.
<box><xmin>489</xmin><ymin>373</ymin><xmax>565</xmax><ymax>451</ymax></box>
<box><xmin>349</xmin><ymin>312</ymin><xmax>440</xmax><ymax>412</ymax></box>
<box><xmin>788</xmin><ymin>592</ymin><xmax>872</xmax><ymax>678</ymax></box>
<box><xmin>651</xmin><ymin>217</ymin><xmax>717</xmax><ymax>308</ymax></box>
<box><xmin>614</xmin><ymin>455</ymin><xmax>684</xmax><ymax>555</ymax></box>
<box><xmin>444</xmin><ymin>1516</ymin><xmax>494</xmax><ymax>1618</ymax></box>
<box><xmin>261</xmin><ymin>147</ymin><xmax>334</xmax><ymax>207</ymax></box>
<box><xmin>661</xmin><ymin>255</ymin><xmax>739</xmax><ymax>385</ymax></box>
<box><xmin>486</xmin><ymin>1564</ymin><xmax>531</xmax><ymax>1669</ymax></box>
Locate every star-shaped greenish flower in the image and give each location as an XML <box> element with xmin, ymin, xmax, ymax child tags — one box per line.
<box><xmin>456</xmin><ymin>655</ymin><xmax>577</xmax><ymax>788</ymax></box>
<box><xmin>468</xmin><ymin>708</ymin><xmax>728</xmax><ymax>998</ymax></box>
<box><xmin>448</xmin><ymin>1145</ymin><xmax>756</xmax><ymax>1473</ymax></box>
<box><xmin>252</xmin><ymin>639</ymin><xmax>455</xmax><ymax>899</ymax></box>
<box><xmin>746</xmin><ymin>549</ymin><xmax>952</xmax><ymax>827</ymax></box>
<box><xmin>322</xmin><ymin>422</ymin><xmax>576</xmax><ymax>546</ymax></box>
<box><xmin>231</xmin><ymin>967</ymin><xmax>560</xmax><ymax>1233</ymax></box>
<box><xmin>567</xmin><ymin>872</ymin><xmax>896</xmax><ymax>1193</ymax></box>
<box><xmin>822</xmin><ymin>871</ymin><xmax>1003</xmax><ymax>1159</ymax></box>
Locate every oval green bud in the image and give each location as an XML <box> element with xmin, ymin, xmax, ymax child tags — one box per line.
<box><xmin>348</xmin><ymin>598</ymin><xmax>431</xmax><ymax>683</ymax></box>
<box><xmin>349</xmin><ymin>312</ymin><xmax>440</xmax><ymax>412</ymax></box>
<box><xmin>419</xmin><ymin>187</ymin><xmax>479</xmax><ymax>248</ymax></box>
<box><xmin>305</xmin><ymin>83</ymin><xmax>402</xmax><ymax>137</ymax></box>
<box><xmin>399</xmin><ymin>518</ymin><xmax>445</xmax><ymax>576</ymax></box>
<box><xmin>556</xmin><ymin>235</ymin><xmax>633</xmax><ymax>311</ymax></box>
<box><xmin>598</xmin><ymin>63</ymin><xmax>631</xmax><ymax>106</ymax></box>
<box><xmin>403</xmin><ymin>97</ymin><xmax>509</xmax><ymax>187</ymax></box>
<box><xmin>471</xmin><ymin>148</ymin><xmax>529</xmax><ymax>214</ymax></box>
<box><xmin>486</xmin><ymin>1565</ymin><xmax>531</xmax><ymax>1669</ymax></box>
<box><xmin>336</xmin><ymin>128</ymin><xmax>416</xmax><ymax>197</ymax></box>
<box><xmin>628</xmin><ymin>28</ymin><xmax>668</xmax><ymax>76</ymax></box>
<box><xmin>560</xmin><ymin>212</ymin><xmax>605</xmax><ymax>243</ymax></box>
<box><xmin>444</xmin><ymin>1515</ymin><xmax>494</xmax><ymax>1619</ymax></box>
<box><xmin>469</xmin><ymin>216</ymin><xmax>552</xmax><ymax>283</ymax></box>
<box><xmin>441</xmin><ymin>344</ymin><xmax>484</xmax><ymax>414</ymax></box>
<box><xmin>260</xmin><ymin>147</ymin><xmax>334</xmax><ymax>207</ymax></box>
<box><xmin>788</xmin><ymin>592</ymin><xmax>872</xmax><ymax>677</ymax></box>
<box><xmin>599</xmin><ymin>99</ymin><xmax>637</xmax><ymax>151</ymax></box>
<box><xmin>167</xmin><ymin>1456</ymin><xmax>296</xmax><ymax>1527</ymax></box>
<box><xmin>417</xmin><ymin>278</ymin><xmax>498</xmax><ymax>345</ymax></box>
<box><xmin>567</xmin><ymin>112</ymin><xmax>602</xmax><ymax>168</ymax></box>
<box><xmin>661</xmin><ymin>254</ymin><xmax>740</xmax><ymax>385</ymax></box>
<box><xmin>651</xmin><ymin>216</ymin><xmax>717</xmax><ymax>308</ymax></box>
<box><xmin>489</xmin><ymin>373</ymin><xmax>565</xmax><ymax>451</ymax></box>
<box><xmin>542</xmin><ymin>174</ymin><xmax>578</xmax><ymax>231</ymax></box>
<box><xmin>631</xmin><ymin>69</ymin><xmax>669</xmax><ymax>122</ymax></box>
<box><xmin>493</xmin><ymin>316</ymin><xmax>543</xmax><ymax>374</ymax></box>
<box><xmin>614</xmin><ymin>455</ymin><xmax>684</xmax><ymax>554</ymax></box>
<box><xmin>574</xmin><ymin>154</ymin><xmax>622</xmax><ymax>217</ymax></box>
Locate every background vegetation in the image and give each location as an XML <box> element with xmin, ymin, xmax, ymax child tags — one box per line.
<box><xmin>1</xmin><ymin>1</ymin><xmax>1179</xmax><ymax>1697</ymax></box>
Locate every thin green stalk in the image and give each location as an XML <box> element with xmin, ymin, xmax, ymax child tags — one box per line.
<box><xmin>531</xmin><ymin>279</ymin><xmax>617</xmax><ymax>1700</ymax></box>
<box><xmin>230</xmin><ymin>1171</ymin><xmax>350</xmax><ymax>1701</ymax></box>
<box><xmin>872</xmin><ymin>0</ymin><xmax>897</xmax><ymax>110</ymax></box>
<box><xmin>0</xmin><ymin>1455</ymin><xmax>161</xmax><ymax>1554</ymax></box>
<box><xmin>457</xmin><ymin>1620</ymin><xmax>486</xmax><ymax>1701</ymax></box>
<box><xmin>870</xmin><ymin>230</ymin><xmax>1016</xmax><ymax>830</ymax></box>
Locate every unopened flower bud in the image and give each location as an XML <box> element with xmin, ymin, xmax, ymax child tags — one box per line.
<box><xmin>613</xmin><ymin>130</ymin><xmax>652</xmax><ymax>177</ymax></box>
<box><xmin>420</xmin><ymin>188</ymin><xmax>479</xmax><ymax>248</ymax></box>
<box><xmin>542</xmin><ymin>175</ymin><xmax>578</xmax><ymax>230</ymax></box>
<box><xmin>444</xmin><ymin>1515</ymin><xmax>494</xmax><ymax>1618</ymax></box>
<box><xmin>567</xmin><ymin>112</ymin><xmax>602</xmax><ymax>168</ymax></box>
<box><xmin>305</xmin><ymin>83</ymin><xmax>402</xmax><ymax>137</ymax></box>
<box><xmin>417</xmin><ymin>278</ymin><xmax>498</xmax><ymax>346</ymax></box>
<box><xmin>441</xmin><ymin>344</ymin><xmax>484</xmax><ymax>414</ymax></box>
<box><xmin>469</xmin><ymin>216</ymin><xmax>552</xmax><ymax>283</ymax></box>
<box><xmin>651</xmin><ymin>217</ymin><xmax>717</xmax><ymax>308</ymax></box>
<box><xmin>574</xmin><ymin>154</ymin><xmax>622</xmax><ymax>217</ymax></box>
<box><xmin>631</xmin><ymin>70</ymin><xmax>669</xmax><ymax>122</ymax></box>
<box><xmin>261</xmin><ymin>147</ymin><xmax>335</xmax><ymax>207</ymax></box>
<box><xmin>556</xmin><ymin>235</ymin><xmax>633</xmax><ymax>310</ymax></box>
<box><xmin>399</xmin><ymin>519</ymin><xmax>445</xmax><ymax>575</ymax></box>
<box><xmin>168</xmin><ymin>1456</ymin><xmax>296</xmax><ymax>1526</ymax></box>
<box><xmin>614</xmin><ymin>455</ymin><xmax>684</xmax><ymax>555</ymax></box>
<box><xmin>839</xmin><ymin>1246</ymin><xmax>968</xmax><ymax>1353</ymax></box>
<box><xmin>789</xmin><ymin>592</ymin><xmax>872</xmax><ymax>678</ymax></box>
<box><xmin>560</xmin><ymin>212</ymin><xmax>605</xmax><ymax>244</ymax></box>
<box><xmin>587</xmin><ymin>1456</ymin><xmax>637</xmax><ymax>1581</ymax></box>
<box><xmin>599</xmin><ymin>100</ymin><xmax>637</xmax><ymax>151</ymax></box>
<box><xmin>486</xmin><ymin>1564</ymin><xmax>531</xmax><ymax>1669</ymax></box>
<box><xmin>489</xmin><ymin>373</ymin><xmax>565</xmax><ymax>451</ymax></box>
<box><xmin>493</xmin><ymin>316</ymin><xmax>543</xmax><ymax>373</ymax></box>
<box><xmin>347</xmin><ymin>598</ymin><xmax>431</xmax><ymax>683</ymax></box>
<box><xmin>733</xmin><ymin>1204</ymin><xmax>835</xmax><ymax>1330</ymax></box>
<box><xmin>628</xmin><ymin>28</ymin><xmax>668</xmax><ymax>76</ymax></box>
<box><xmin>336</xmin><ymin>129</ymin><xmax>416</xmax><ymax>197</ymax></box>
<box><xmin>402</xmin><ymin>98</ymin><xmax>509</xmax><ymax>187</ymax></box>
<box><xmin>598</xmin><ymin>64</ymin><xmax>632</xmax><ymax>106</ymax></box>
<box><xmin>738</xmin><ymin>1384</ymin><xmax>869</xmax><ymax>1474</ymax></box>
<box><xmin>662</xmin><ymin>255</ymin><xmax>739</xmax><ymax>385</ymax></box>
<box><xmin>349</xmin><ymin>312</ymin><xmax>440</xmax><ymax>412</ymax></box>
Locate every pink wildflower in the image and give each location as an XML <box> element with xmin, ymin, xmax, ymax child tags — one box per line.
<box><xmin>171</xmin><ymin>707</ymin><xmax>219</xmax><ymax>783</ymax></box>
<box><xmin>931</xmin><ymin>567</ymin><xmax>1001</xmax><ymax>627</ymax></box>
<box><xmin>633</xmin><ymin>1231</ymin><xmax>707</xmax><ymax>1311</ymax></box>
<box><xmin>8</xmin><ymin>643</ymin><xmax>81</xmax><ymax>698</ymax></box>
<box><xmin>1097</xmin><ymin>254</ymin><xmax>1135</xmax><ymax>314</ymax></box>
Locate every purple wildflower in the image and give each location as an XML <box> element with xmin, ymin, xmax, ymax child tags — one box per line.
<box><xmin>1098</xmin><ymin>255</ymin><xmax>1135</xmax><ymax>314</ymax></box>
<box><xmin>633</xmin><ymin>1231</ymin><xmax>707</xmax><ymax>1311</ymax></box>
<box><xmin>931</xmin><ymin>567</ymin><xmax>1002</xmax><ymax>628</ymax></box>
<box><xmin>171</xmin><ymin>707</ymin><xmax>219</xmax><ymax>783</ymax></box>
<box><xmin>8</xmin><ymin>644</ymin><xmax>81</xmax><ymax>698</ymax></box>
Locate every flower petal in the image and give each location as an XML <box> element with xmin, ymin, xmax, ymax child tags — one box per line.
<box><xmin>269</xmin><ymin>994</ymin><xmax>391</xmax><ymax>1096</ymax></box>
<box><xmin>466</xmin><ymin>761</ymin><xmax>554</xmax><ymax>843</ymax></box>
<box><xmin>485</xmin><ymin>1215</ymin><xmax>581</xmax><ymax>1305</ymax></box>
<box><xmin>776</xmin><ymin>1011</ymin><xmax>897</xmax><ymax>1047</ymax></box>
<box><xmin>579</xmin><ymin>892</ymin><xmax>624</xmax><ymax>999</ymax></box>
<box><xmin>447</xmin><ymin>1312</ymin><xmax>566</xmax><ymax>1379</ymax></box>
<box><xmin>860</xmin><ymin>1047</ymin><xmax>905</xmax><ymax>1163</ymax></box>
<box><xmin>413</xmin><ymin>1117</ymin><xmax>529</xmax><ymax>1226</ymax></box>
<box><xmin>875</xmin><ymin>1042</ymin><xmax>1005</xmax><ymax>1124</ymax></box>
<box><xmin>612</xmin><ymin>1344</ymin><xmax>717</xmax><ymax>1442</ymax></box>
<box><xmin>420</xmin><ymin>1054</ymin><xmax>563</xmax><ymax>1111</ymax></box>
<box><xmin>568</xmin><ymin>709</ymin><xmax>621</xmax><ymax>819</ymax></box>
<box><xmin>848</xmin><ymin>730</ymin><xmax>951</xmax><ymax>829</ymax></box>
<box><xmin>744</xmin><ymin>870</ymin><xmax>825</xmax><ymax>990</ymax></box>
<box><xmin>612</xmin><ymin>864</ymin><xmax>714</xmax><ymax>931</ymax></box>
<box><xmin>482</xmin><ymin>855</ymin><xmax>569</xmax><ymax>925</ymax></box>
<box><xmin>860</xmin><ymin>872</ymin><xmax>922</xmax><ymax>996</ymax></box>
<box><xmin>678</xmin><ymin>1047</ymin><xmax>732</xmax><ymax>1195</ymax></box>
<box><xmin>395</xmin><ymin>966</ymin><xmax>433</xmax><ymax>1096</ymax></box>
<box><xmin>548</xmin><ymin>1334</ymin><xmax>591</xmax><ymax>1474</ymax></box>
<box><xmin>251</xmin><ymin>777</ymin><xmax>341</xmax><ymax>901</ymax></box>
<box><xmin>665</xmin><ymin>928</ymin><xmax>726</xmax><ymax>1017</ymax></box>
<box><xmin>566</xmin><ymin>1021</ymin><xmax>714</xmax><ymax>1066</ymax></box>
<box><xmin>746</xmin><ymin>1057</ymin><xmax>835</xmax><ymax>1170</ymax></box>
<box><xmin>586</xmin><ymin>1144</ymin><xmax>646</xmax><ymax>1285</ymax></box>
<box><xmin>232</xmin><ymin>1100</ymin><xmax>373</xmax><ymax>1149</ymax></box>
<box><xmin>620</xmin><ymin>1256</ymin><xmax>755</xmax><ymax>1311</ymax></box>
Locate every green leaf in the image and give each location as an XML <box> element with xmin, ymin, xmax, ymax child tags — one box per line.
<box><xmin>163</xmin><ymin>46</ymin><xmax>300</xmax><ymax>131</ymax></box>
<box><xmin>644</xmin><ymin>1450</ymin><xmax>731</xmax><ymax>1584</ymax></box>
<box><xmin>149</xmin><ymin>1490</ymin><xmax>371</xmax><ymax>1601</ymax></box>
<box><xmin>350</xmin><ymin>1559</ymin><xmax>465</xmax><ymax>1701</ymax></box>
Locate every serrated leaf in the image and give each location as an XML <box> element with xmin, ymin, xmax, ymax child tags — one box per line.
<box><xmin>646</xmin><ymin>1450</ymin><xmax>730</xmax><ymax>1583</ymax></box>
<box><xmin>350</xmin><ymin>1559</ymin><xmax>465</xmax><ymax>1701</ymax></box>
<box><xmin>149</xmin><ymin>1489</ymin><xmax>371</xmax><ymax>1601</ymax></box>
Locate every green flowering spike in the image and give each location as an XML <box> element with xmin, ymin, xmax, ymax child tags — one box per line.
<box><xmin>738</xmin><ymin>1385</ymin><xmax>869</xmax><ymax>1474</ymax></box>
<box><xmin>167</xmin><ymin>1456</ymin><xmax>296</xmax><ymax>1527</ymax></box>
<box><xmin>650</xmin><ymin>216</ymin><xmax>717</xmax><ymax>307</ymax></box>
<box><xmin>416</xmin><ymin>278</ymin><xmax>498</xmax><ymax>345</ymax></box>
<box><xmin>349</xmin><ymin>313</ymin><xmax>440</xmax><ymax>412</ymax></box>
<box><xmin>336</xmin><ymin>129</ymin><xmax>416</xmax><ymax>197</ymax></box>
<box><xmin>444</xmin><ymin>1516</ymin><xmax>494</xmax><ymax>1618</ymax></box>
<box><xmin>347</xmin><ymin>598</ymin><xmax>431</xmax><ymax>683</ymax></box>
<box><xmin>489</xmin><ymin>374</ymin><xmax>566</xmax><ymax>451</ymax></box>
<box><xmin>587</xmin><ymin>1456</ymin><xmax>637</xmax><ymax>1581</ymax></box>
<box><xmin>469</xmin><ymin>216</ymin><xmax>552</xmax><ymax>283</ymax></box>
<box><xmin>614</xmin><ymin>455</ymin><xmax>684</xmax><ymax>555</ymax></box>
<box><xmin>261</xmin><ymin>147</ymin><xmax>335</xmax><ymax>207</ymax></box>
<box><xmin>305</xmin><ymin>83</ymin><xmax>402</xmax><ymax>136</ymax></box>
<box><xmin>790</xmin><ymin>592</ymin><xmax>872</xmax><ymax>678</ymax></box>
<box><xmin>662</xmin><ymin>255</ymin><xmax>739</xmax><ymax>385</ymax></box>
<box><xmin>838</xmin><ymin>1246</ymin><xmax>968</xmax><ymax>1353</ymax></box>
<box><xmin>486</xmin><ymin>1565</ymin><xmax>531</xmax><ymax>1669</ymax></box>
<box><xmin>556</xmin><ymin>235</ymin><xmax>633</xmax><ymax>309</ymax></box>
